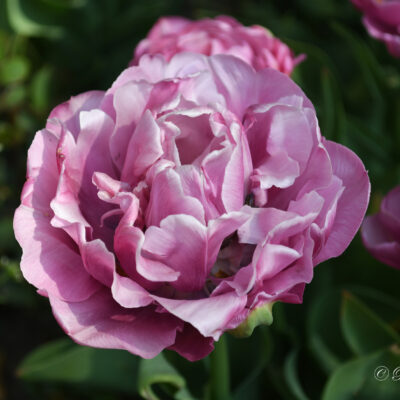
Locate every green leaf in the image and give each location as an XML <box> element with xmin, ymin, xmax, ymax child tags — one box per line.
<box><xmin>341</xmin><ymin>291</ymin><xmax>400</xmax><ymax>356</ymax></box>
<box><xmin>0</xmin><ymin>56</ymin><xmax>30</xmax><ymax>84</ymax></box>
<box><xmin>284</xmin><ymin>350</ymin><xmax>310</xmax><ymax>400</ymax></box>
<box><xmin>229</xmin><ymin>302</ymin><xmax>274</xmax><ymax>338</ymax></box>
<box><xmin>18</xmin><ymin>339</ymin><xmax>139</xmax><ymax>394</ymax></box>
<box><xmin>138</xmin><ymin>352</ymin><xmax>193</xmax><ymax>400</ymax></box>
<box><xmin>229</xmin><ymin>327</ymin><xmax>273</xmax><ymax>400</ymax></box>
<box><xmin>6</xmin><ymin>0</ymin><xmax>64</xmax><ymax>38</ymax></box>
<box><xmin>323</xmin><ymin>347</ymin><xmax>400</xmax><ymax>400</ymax></box>
<box><xmin>0</xmin><ymin>85</ymin><xmax>26</xmax><ymax>110</ymax></box>
<box><xmin>331</xmin><ymin>22</ymin><xmax>385</xmax><ymax>129</ymax></box>
<box><xmin>308</xmin><ymin>289</ymin><xmax>351</xmax><ymax>374</ymax></box>
<box><xmin>30</xmin><ymin>66</ymin><xmax>53</xmax><ymax>114</ymax></box>
<box><xmin>320</xmin><ymin>68</ymin><xmax>335</xmax><ymax>140</ymax></box>
<box><xmin>0</xmin><ymin>216</ymin><xmax>18</xmax><ymax>252</ymax></box>
<box><xmin>163</xmin><ymin>350</ymin><xmax>207</xmax><ymax>399</ymax></box>
<box><xmin>320</xmin><ymin>67</ymin><xmax>347</xmax><ymax>143</ymax></box>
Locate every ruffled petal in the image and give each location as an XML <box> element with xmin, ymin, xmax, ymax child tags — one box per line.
<box><xmin>154</xmin><ymin>291</ymin><xmax>247</xmax><ymax>340</ymax></box>
<box><xmin>14</xmin><ymin>206</ymin><xmax>101</xmax><ymax>302</ymax></box>
<box><xmin>49</xmin><ymin>289</ymin><xmax>182</xmax><ymax>359</ymax></box>
<box><xmin>314</xmin><ymin>140</ymin><xmax>370</xmax><ymax>263</ymax></box>
<box><xmin>143</xmin><ymin>214</ymin><xmax>208</xmax><ymax>292</ymax></box>
<box><xmin>168</xmin><ymin>323</ymin><xmax>214</xmax><ymax>361</ymax></box>
<box><xmin>362</xmin><ymin>214</ymin><xmax>400</xmax><ymax>269</ymax></box>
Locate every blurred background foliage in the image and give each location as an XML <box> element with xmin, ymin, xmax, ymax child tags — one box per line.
<box><xmin>1</xmin><ymin>0</ymin><xmax>400</xmax><ymax>399</ymax></box>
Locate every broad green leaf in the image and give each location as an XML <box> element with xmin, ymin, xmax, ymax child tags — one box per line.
<box><xmin>6</xmin><ymin>0</ymin><xmax>64</xmax><ymax>38</ymax></box>
<box><xmin>308</xmin><ymin>289</ymin><xmax>351</xmax><ymax>374</ymax></box>
<box><xmin>18</xmin><ymin>339</ymin><xmax>139</xmax><ymax>394</ymax></box>
<box><xmin>229</xmin><ymin>327</ymin><xmax>272</xmax><ymax>400</ymax></box>
<box><xmin>138</xmin><ymin>352</ymin><xmax>193</xmax><ymax>400</ymax></box>
<box><xmin>331</xmin><ymin>22</ymin><xmax>385</xmax><ymax>129</ymax></box>
<box><xmin>323</xmin><ymin>347</ymin><xmax>400</xmax><ymax>400</ymax></box>
<box><xmin>283</xmin><ymin>350</ymin><xmax>310</xmax><ymax>400</ymax></box>
<box><xmin>320</xmin><ymin>67</ymin><xmax>347</xmax><ymax>143</ymax></box>
<box><xmin>0</xmin><ymin>216</ymin><xmax>18</xmax><ymax>252</ymax></box>
<box><xmin>164</xmin><ymin>350</ymin><xmax>207</xmax><ymax>399</ymax></box>
<box><xmin>0</xmin><ymin>32</ymin><xmax>10</xmax><ymax>58</ymax></box>
<box><xmin>0</xmin><ymin>85</ymin><xmax>26</xmax><ymax>110</ymax></box>
<box><xmin>40</xmin><ymin>0</ymin><xmax>87</xmax><ymax>10</ymax></box>
<box><xmin>0</xmin><ymin>257</ymin><xmax>36</xmax><ymax>307</ymax></box>
<box><xmin>320</xmin><ymin>68</ymin><xmax>335</xmax><ymax>140</ymax></box>
<box><xmin>30</xmin><ymin>67</ymin><xmax>53</xmax><ymax>114</ymax></box>
<box><xmin>350</xmin><ymin>286</ymin><xmax>400</xmax><ymax>324</ymax></box>
<box><xmin>341</xmin><ymin>291</ymin><xmax>400</xmax><ymax>356</ymax></box>
<box><xmin>0</xmin><ymin>56</ymin><xmax>30</xmax><ymax>84</ymax></box>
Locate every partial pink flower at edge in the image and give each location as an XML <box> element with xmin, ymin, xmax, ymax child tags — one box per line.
<box><xmin>362</xmin><ymin>185</ymin><xmax>400</xmax><ymax>269</ymax></box>
<box><xmin>351</xmin><ymin>0</ymin><xmax>400</xmax><ymax>58</ymax></box>
<box><xmin>130</xmin><ymin>15</ymin><xmax>305</xmax><ymax>75</ymax></box>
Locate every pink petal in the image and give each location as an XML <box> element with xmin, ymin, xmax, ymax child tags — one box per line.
<box><xmin>121</xmin><ymin>110</ymin><xmax>163</xmax><ymax>184</ymax></box>
<box><xmin>168</xmin><ymin>323</ymin><xmax>214</xmax><ymax>361</ymax></box>
<box><xmin>21</xmin><ymin>130</ymin><xmax>59</xmax><ymax>211</ymax></box>
<box><xmin>314</xmin><ymin>140</ymin><xmax>370</xmax><ymax>263</ymax></box>
<box><xmin>208</xmin><ymin>55</ymin><xmax>256</xmax><ymax>118</ymax></box>
<box><xmin>380</xmin><ymin>186</ymin><xmax>400</xmax><ymax>237</ymax></box>
<box><xmin>49</xmin><ymin>289</ymin><xmax>182</xmax><ymax>359</ymax></box>
<box><xmin>143</xmin><ymin>214</ymin><xmax>208</xmax><ymax>292</ymax></box>
<box><xmin>362</xmin><ymin>214</ymin><xmax>400</xmax><ymax>269</ymax></box>
<box><xmin>115</xmin><ymin>222</ymin><xmax>179</xmax><ymax>286</ymax></box>
<box><xmin>47</xmin><ymin>91</ymin><xmax>104</xmax><ymax>139</ymax></box>
<box><xmin>14</xmin><ymin>205</ymin><xmax>101</xmax><ymax>302</ymax></box>
<box><xmin>145</xmin><ymin>168</ymin><xmax>205</xmax><ymax>227</ymax></box>
<box><xmin>110</xmin><ymin>81</ymin><xmax>152</xmax><ymax>170</ymax></box>
<box><xmin>256</xmin><ymin>68</ymin><xmax>313</xmax><ymax>110</ymax></box>
<box><xmin>253</xmin><ymin>231</ymin><xmax>314</xmax><ymax>304</ymax></box>
<box><xmin>81</xmin><ymin>240</ymin><xmax>116</xmax><ymax>287</ymax></box>
<box><xmin>154</xmin><ymin>291</ymin><xmax>247</xmax><ymax>340</ymax></box>
<box><xmin>111</xmin><ymin>271</ymin><xmax>154</xmax><ymax>308</ymax></box>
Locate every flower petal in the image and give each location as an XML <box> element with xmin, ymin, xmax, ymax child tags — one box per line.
<box><xmin>314</xmin><ymin>140</ymin><xmax>370</xmax><ymax>263</ymax></box>
<box><xmin>49</xmin><ymin>289</ymin><xmax>182</xmax><ymax>359</ymax></box>
<box><xmin>14</xmin><ymin>206</ymin><xmax>101</xmax><ymax>302</ymax></box>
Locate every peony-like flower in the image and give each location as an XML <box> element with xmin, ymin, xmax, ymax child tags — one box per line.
<box><xmin>351</xmin><ymin>0</ymin><xmax>400</xmax><ymax>57</ymax></box>
<box><xmin>14</xmin><ymin>53</ymin><xmax>369</xmax><ymax>360</ymax></box>
<box><xmin>362</xmin><ymin>185</ymin><xmax>400</xmax><ymax>269</ymax></box>
<box><xmin>131</xmin><ymin>16</ymin><xmax>304</xmax><ymax>75</ymax></box>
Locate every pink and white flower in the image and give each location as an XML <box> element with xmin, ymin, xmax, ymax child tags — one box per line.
<box><xmin>14</xmin><ymin>53</ymin><xmax>369</xmax><ymax>360</ymax></box>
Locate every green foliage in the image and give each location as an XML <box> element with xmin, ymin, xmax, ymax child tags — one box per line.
<box><xmin>138</xmin><ymin>353</ymin><xmax>192</xmax><ymax>400</ymax></box>
<box><xmin>341</xmin><ymin>292</ymin><xmax>400</xmax><ymax>356</ymax></box>
<box><xmin>322</xmin><ymin>348</ymin><xmax>400</xmax><ymax>400</ymax></box>
<box><xmin>229</xmin><ymin>302</ymin><xmax>274</xmax><ymax>338</ymax></box>
<box><xmin>18</xmin><ymin>339</ymin><xmax>139</xmax><ymax>393</ymax></box>
<box><xmin>1</xmin><ymin>0</ymin><xmax>400</xmax><ymax>399</ymax></box>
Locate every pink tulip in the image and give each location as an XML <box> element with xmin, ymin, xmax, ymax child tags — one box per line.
<box><xmin>352</xmin><ymin>0</ymin><xmax>400</xmax><ymax>57</ymax></box>
<box><xmin>14</xmin><ymin>53</ymin><xmax>370</xmax><ymax>360</ymax></box>
<box><xmin>362</xmin><ymin>186</ymin><xmax>400</xmax><ymax>269</ymax></box>
<box><xmin>131</xmin><ymin>16</ymin><xmax>305</xmax><ymax>75</ymax></box>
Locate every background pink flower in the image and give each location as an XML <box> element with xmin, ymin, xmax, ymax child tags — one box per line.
<box><xmin>131</xmin><ymin>16</ymin><xmax>305</xmax><ymax>74</ymax></box>
<box><xmin>351</xmin><ymin>0</ymin><xmax>400</xmax><ymax>57</ymax></box>
<box><xmin>14</xmin><ymin>53</ymin><xmax>369</xmax><ymax>361</ymax></box>
<box><xmin>362</xmin><ymin>185</ymin><xmax>400</xmax><ymax>269</ymax></box>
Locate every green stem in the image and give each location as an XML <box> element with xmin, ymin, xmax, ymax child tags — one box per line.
<box><xmin>209</xmin><ymin>335</ymin><xmax>230</xmax><ymax>400</ymax></box>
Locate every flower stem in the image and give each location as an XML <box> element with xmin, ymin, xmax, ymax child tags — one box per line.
<box><xmin>209</xmin><ymin>335</ymin><xmax>230</xmax><ymax>400</ymax></box>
